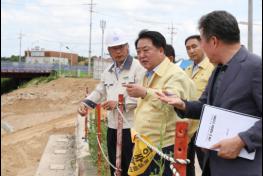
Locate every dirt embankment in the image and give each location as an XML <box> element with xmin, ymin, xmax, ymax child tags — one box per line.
<box><xmin>1</xmin><ymin>78</ymin><xmax>99</xmax><ymax>176</ymax></box>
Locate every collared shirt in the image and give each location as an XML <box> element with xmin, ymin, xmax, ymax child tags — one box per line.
<box><xmin>113</xmin><ymin>56</ymin><xmax>129</xmax><ymax>80</ymax></box>
<box><xmin>185</xmin><ymin>57</ymin><xmax>215</xmax><ymax>98</ymax></box>
<box><xmin>146</xmin><ymin>65</ymin><xmax>160</xmax><ymax>77</ymax></box>
<box><xmin>84</xmin><ymin>55</ymin><xmax>146</xmax><ymax>129</ymax></box>
<box><xmin>145</xmin><ymin>65</ymin><xmax>160</xmax><ymax>85</ymax></box>
<box><xmin>134</xmin><ymin>57</ymin><xmax>196</xmax><ymax>147</ymax></box>
<box><xmin>145</xmin><ymin>70</ymin><xmax>154</xmax><ymax>79</ymax></box>
<box><xmin>192</xmin><ymin>63</ymin><xmax>199</xmax><ymax>76</ymax></box>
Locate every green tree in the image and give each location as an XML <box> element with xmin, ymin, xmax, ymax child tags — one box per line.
<box><xmin>1</xmin><ymin>55</ymin><xmax>25</xmax><ymax>62</ymax></box>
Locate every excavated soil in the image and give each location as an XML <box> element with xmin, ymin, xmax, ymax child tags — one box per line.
<box><xmin>1</xmin><ymin>77</ymin><xmax>202</xmax><ymax>176</ymax></box>
<box><xmin>1</xmin><ymin>78</ymin><xmax>99</xmax><ymax>176</ymax></box>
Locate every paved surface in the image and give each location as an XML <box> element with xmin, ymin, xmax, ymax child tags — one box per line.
<box><xmin>35</xmin><ymin>134</ymin><xmax>76</xmax><ymax>176</ymax></box>
<box><xmin>34</xmin><ymin>114</ymin><xmax>201</xmax><ymax>176</ymax></box>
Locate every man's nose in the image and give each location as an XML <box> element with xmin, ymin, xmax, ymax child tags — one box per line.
<box><xmin>189</xmin><ymin>48</ymin><xmax>195</xmax><ymax>53</ymax></box>
<box><xmin>115</xmin><ymin>48</ymin><xmax>122</xmax><ymax>53</ymax></box>
<box><xmin>137</xmin><ymin>51</ymin><xmax>145</xmax><ymax>58</ymax></box>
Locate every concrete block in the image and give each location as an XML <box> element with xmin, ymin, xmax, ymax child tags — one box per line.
<box><xmin>50</xmin><ymin>164</ymin><xmax>65</xmax><ymax>170</ymax></box>
<box><xmin>54</xmin><ymin>149</ymin><xmax>67</xmax><ymax>154</ymax></box>
<box><xmin>57</xmin><ymin>138</ymin><xmax>69</xmax><ymax>143</ymax></box>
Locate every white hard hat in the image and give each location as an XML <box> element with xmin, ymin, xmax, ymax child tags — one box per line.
<box><xmin>105</xmin><ymin>29</ymin><xmax>128</xmax><ymax>48</ymax></box>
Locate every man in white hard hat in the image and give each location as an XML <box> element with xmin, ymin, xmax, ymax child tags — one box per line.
<box><xmin>78</xmin><ymin>29</ymin><xmax>145</xmax><ymax>176</ymax></box>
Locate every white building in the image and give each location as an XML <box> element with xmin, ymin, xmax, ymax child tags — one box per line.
<box><xmin>25</xmin><ymin>46</ymin><xmax>78</xmax><ymax>65</ymax></box>
<box><xmin>93</xmin><ymin>57</ymin><xmax>113</xmax><ymax>80</ymax></box>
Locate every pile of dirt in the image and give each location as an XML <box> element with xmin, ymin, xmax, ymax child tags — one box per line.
<box><xmin>1</xmin><ymin>77</ymin><xmax>99</xmax><ymax>176</ymax></box>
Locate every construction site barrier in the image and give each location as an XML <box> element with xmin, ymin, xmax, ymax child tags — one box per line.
<box><xmin>97</xmin><ymin>104</ymin><xmax>102</xmax><ymax>176</ymax></box>
<box><xmin>174</xmin><ymin>121</ymin><xmax>188</xmax><ymax>176</ymax></box>
<box><xmin>80</xmin><ymin>94</ymin><xmax>189</xmax><ymax>176</ymax></box>
<box><xmin>115</xmin><ymin>94</ymin><xmax>124</xmax><ymax>176</ymax></box>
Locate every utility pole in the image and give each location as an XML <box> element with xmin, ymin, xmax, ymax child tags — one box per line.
<box><xmin>168</xmin><ymin>23</ymin><xmax>176</xmax><ymax>46</ymax></box>
<box><xmin>18</xmin><ymin>32</ymin><xmax>25</xmax><ymax>63</ymax></box>
<box><xmin>66</xmin><ymin>46</ymin><xmax>73</xmax><ymax>66</ymax></box>
<box><xmin>83</xmin><ymin>0</ymin><xmax>96</xmax><ymax>76</ymax></box>
<box><xmin>100</xmin><ymin>20</ymin><xmax>106</xmax><ymax>60</ymax></box>
<box><xmin>59</xmin><ymin>42</ymin><xmax>63</xmax><ymax>76</ymax></box>
<box><xmin>248</xmin><ymin>0</ymin><xmax>253</xmax><ymax>52</ymax></box>
<box><xmin>100</xmin><ymin>20</ymin><xmax>106</xmax><ymax>78</ymax></box>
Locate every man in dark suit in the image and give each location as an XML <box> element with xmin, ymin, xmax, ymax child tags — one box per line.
<box><xmin>157</xmin><ymin>10</ymin><xmax>262</xmax><ymax>176</ymax></box>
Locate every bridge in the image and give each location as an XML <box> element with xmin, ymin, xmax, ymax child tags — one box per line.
<box><xmin>1</xmin><ymin>62</ymin><xmax>89</xmax><ymax>78</ymax></box>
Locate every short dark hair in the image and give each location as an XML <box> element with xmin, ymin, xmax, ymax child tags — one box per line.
<box><xmin>135</xmin><ymin>30</ymin><xmax>166</xmax><ymax>50</ymax></box>
<box><xmin>198</xmin><ymin>10</ymin><xmax>240</xmax><ymax>44</ymax></box>
<box><xmin>185</xmin><ymin>35</ymin><xmax>201</xmax><ymax>45</ymax></box>
<box><xmin>165</xmin><ymin>44</ymin><xmax>175</xmax><ymax>58</ymax></box>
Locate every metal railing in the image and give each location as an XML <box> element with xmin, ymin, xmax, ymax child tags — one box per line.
<box><xmin>1</xmin><ymin>61</ymin><xmax>91</xmax><ymax>77</ymax></box>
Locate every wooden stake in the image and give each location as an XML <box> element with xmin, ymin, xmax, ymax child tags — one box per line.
<box><xmin>115</xmin><ymin>94</ymin><xmax>124</xmax><ymax>176</ymax></box>
<box><xmin>97</xmin><ymin>104</ymin><xmax>102</xmax><ymax>176</ymax></box>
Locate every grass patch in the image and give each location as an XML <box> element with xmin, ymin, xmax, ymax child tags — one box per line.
<box><xmin>1</xmin><ymin>78</ymin><xmax>18</xmax><ymax>95</ymax></box>
<box><xmin>58</xmin><ymin>69</ymin><xmax>91</xmax><ymax>78</ymax></box>
<box><xmin>20</xmin><ymin>74</ymin><xmax>58</xmax><ymax>88</ymax></box>
<box><xmin>87</xmin><ymin>109</ymin><xmax>110</xmax><ymax>176</ymax></box>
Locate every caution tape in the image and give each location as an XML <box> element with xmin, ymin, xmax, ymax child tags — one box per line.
<box><xmin>116</xmin><ymin>106</ymin><xmax>190</xmax><ymax>176</ymax></box>
<box><xmin>96</xmin><ymin>135</ymin><xmax>120</xmax><ymax>176</ymax></box>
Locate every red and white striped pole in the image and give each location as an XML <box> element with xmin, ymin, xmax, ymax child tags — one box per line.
<box><xmin>115</xmin><ymin>94</ymin><xmax>124</xmax><ymax>176</ymax></box>
<box><xmin>174</xmin><ymin>121</ymin><xmax>188</xmax><ymax>176</ymax></box>
<box><xmin>97</xmin><ymin>104</ymin><xmax>102</xmax><ymax>176</ymax></box>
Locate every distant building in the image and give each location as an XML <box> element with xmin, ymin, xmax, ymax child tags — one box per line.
<box><xmin>93</xmin><ymin>56</ymin><xmax>113</xmax><ymax>80</ymax></box>
<box><xmin>25</xmin><ymin>46</ymin><xmax>78</xmax><ymax>65</ymax></box>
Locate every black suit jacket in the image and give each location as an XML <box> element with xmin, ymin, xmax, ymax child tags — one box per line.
<box><xmin>184</xmin><ymin>46</ymin><xmax>262</xmax><ymax>176</ymax></box>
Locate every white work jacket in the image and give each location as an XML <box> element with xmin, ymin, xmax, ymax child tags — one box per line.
<box><xmin>84</xmin><ymin>55</ymin><xmax>145</xmax><ymax>129</ymax></box>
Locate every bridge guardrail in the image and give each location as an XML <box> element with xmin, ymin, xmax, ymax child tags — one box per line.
<box><xmin>1</xmin><ymin>62</ymin><xmax>90</xmax><ymax>77</ymax></box>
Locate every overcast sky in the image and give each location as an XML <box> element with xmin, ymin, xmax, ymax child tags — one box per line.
<box><xmin>1</xmin><ymin>0</ymin><xmax>262</xmax><ymax>59</ymax></box>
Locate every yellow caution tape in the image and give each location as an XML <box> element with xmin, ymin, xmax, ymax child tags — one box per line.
<box><xmin>128</xmin><ymin>135</ymin><xmax>156</xmax><ymax>175</ymax></box>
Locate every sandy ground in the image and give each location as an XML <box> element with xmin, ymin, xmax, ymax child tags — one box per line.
<box><xmin>1</xmin><ymin>77</ymin><xmax>201</xmax><ymax>176</ymax></box>
<box><xmin>1</xmin><ymin>78</ymin><xmax>99</xmax><ymax>176</ymax></box>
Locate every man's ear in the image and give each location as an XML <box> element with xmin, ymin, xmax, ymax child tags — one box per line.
<box><xmin>160</xmin><ymin>47</ymin><xmax>164</xmax><ymax>54</ymax></box>
<box><xmin>210</xmin><ymin>36</ymin><xmax>219</xmax><ymax>49</ymax></box>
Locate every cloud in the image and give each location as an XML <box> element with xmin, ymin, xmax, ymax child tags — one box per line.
<box><xmin>1</xmin><ymin>0</ymin><xmax>262</xmax><ymax>57</ymax></box>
